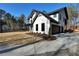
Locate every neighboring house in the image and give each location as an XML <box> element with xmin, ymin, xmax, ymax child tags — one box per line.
<box><xmin>28</xmin><ymin>7</ymin><xmax>68</xmax><ymax>35</ymax></box>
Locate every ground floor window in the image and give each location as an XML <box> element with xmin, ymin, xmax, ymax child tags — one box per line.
<box><xmin>36</xmin><ymin>24</ymin><xmax>38</xmax><ymax>31</ymax></box>
<box><xmin>41</xmin><ymin>23</ymin><xmax>45</xmax><ymax>31</ymax></box>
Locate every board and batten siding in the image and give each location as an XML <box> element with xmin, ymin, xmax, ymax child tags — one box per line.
<box><xmin>32</xmin><ymin>13</ymin><xmax>50</xmax><ymax>34</ymax></box>
<box><xmin>49</xmin><ymin>13</ymin><xmax>59</xmax><ymax>22</ymax></box>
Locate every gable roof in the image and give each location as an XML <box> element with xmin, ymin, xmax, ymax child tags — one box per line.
<box><xmin>48</xmin><ymin>7</ymin><xmax>66</xmax><ymax>14</ymax></box>
<box><xmin>28</xmin><ymin>7</ymin><xmax>69</xmax><ymax>25</ymax></box>
<box><xmin>28</xmin><ymin>9</ymin><xmax>59</xmax><ymax>25</ymax></box>
<box><xmin>47</xmin><ymin>7</ymin><xmax>68</xmax><ymax>19</ymax></box>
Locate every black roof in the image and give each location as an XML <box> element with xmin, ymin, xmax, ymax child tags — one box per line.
<box><xmin>48</xmin><ymin>7</ymin><xmax>68</xmax><ymax>19</ymax></box>
<box><xmin>28</xmin><ymin>9</ymin><xmax>59</xmax><ymax>25</ymax></box>
<box><xmin>48</xmin><ymin>7</ymin><xmax>66</xmax><ymax>14</ymax></box>
<box><xmin>28</xmin><ymin>7</ymin><xmax>68</xmax><ymax>25</ymax></box>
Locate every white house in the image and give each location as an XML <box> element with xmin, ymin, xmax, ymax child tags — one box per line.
<box><xmin>28</xmin><ymin>7</ymin><xmax>68</xmax><ymax>35</ymax></box>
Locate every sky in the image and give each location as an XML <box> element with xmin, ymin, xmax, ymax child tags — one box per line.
<box><xmin>0</xmin><ymin>3</ymin><xmax>78</xmax><ymax>24</ymax></box>
<box><xmin>0</xmin><ymin>3</ymin><xmax>70</xmax><ymax>17</ymax></box>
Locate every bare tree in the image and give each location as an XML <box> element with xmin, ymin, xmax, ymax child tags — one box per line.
<box><xmin>18</xmin><ymin>14</ymin><xmax>26</xmax><ymax>30</ymax></box>
<box><xmin>68</xmin><ymin>4</ymin><xmax>79</xmax><ymax>30</ymax></box>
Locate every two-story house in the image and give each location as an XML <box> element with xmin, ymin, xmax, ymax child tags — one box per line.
<box><xmin>28</xmin><ymin>7</ymin><xmax>68</xmax><ymax>35</ymax></box>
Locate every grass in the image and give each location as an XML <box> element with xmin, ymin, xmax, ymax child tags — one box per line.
<box><xmin>0</xmin><ymin>31</ymin><xmax>42</xmax><ymax>46</ymax></box>
<box><xmin>0</xmin><ymin>31</ymin><xmax>56</xmax><ymax>46</ymax></box>
<box><xmin>0</xmin><ymin>31</ymin><xmax>30</xmax><ymax>42</ymax></box>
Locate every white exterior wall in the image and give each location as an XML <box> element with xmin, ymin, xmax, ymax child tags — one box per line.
<box><xmin>33</xmin><ymin>14</ymin><xmax>50</xmax><ymax>34</ymax></box>
<box><xmin>49</xmin><ymin>13</ymin><xmax>59</xmax><ymax>22</ymax></box>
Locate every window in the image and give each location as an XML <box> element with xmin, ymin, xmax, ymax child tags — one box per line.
<box><xmin>41</xmin><ymin>23</ymin><xmax>45</xmax><ymax>31</ymax></box>
<box><xmin>36</xmin><ymin>24</ymin><xmax>38</xmax><ymax>31</ymax></box>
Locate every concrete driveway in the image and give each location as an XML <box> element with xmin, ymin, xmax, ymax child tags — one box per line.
<box><xmin>0</xmin><ymin>38</ymin><xmax>65</xmax><ymax>56</ymax></box>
